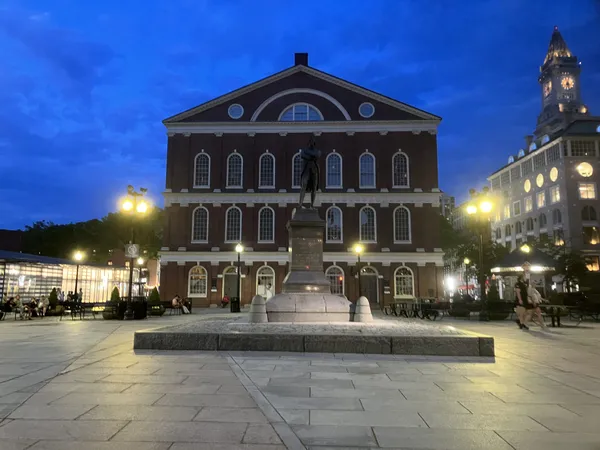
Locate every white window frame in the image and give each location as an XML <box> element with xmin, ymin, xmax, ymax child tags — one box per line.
<box><xmin>258</xmin><ymin>152</ymin><xmax>276</xmax><ymax>189</ymax></box>
<box><xmin>394</xmin><ymin>266</ymin><xmax>415</xmax><ymax>299</ymax></box>
<box><xmin>325</xmin><ymin>206</ymin><xmax>343</xmax><ymax>243</ymax></box>
<box><xmin>325</xmin><ymin>152</ymin><xmax>343</xmax><ymax>188</ymax></box>
<box><xmin>325</xmin><ymin>265</ymin><xmax>345</xmax><ymax>296</ymax></box>
<box><xmin>393</xmin><ymin>206</ymin><xmax>411</xmax><ymax>244</ymax></box>
<box><xmin>188</xmin><ymin>265</ymin><xmax>208</xmax><ymax>298</ymax></box>
<box><xmin>392</xmin><ymin>151</ymin><xmax>410</xmax><ymax>188</ymax></box>
<box><xmin>226</xmin><ymin>152</ymin><xmax>243</xmax><ymax>188</ymax></box>
<box><xmin>193</xmin><ymin>152</ymin><xmax>211</xmax><ymax>188</ymax></box>
<box><xmin>513</xmin><ymin>201</ymin><xmax>521</xmax><ymax>217</ymax></box>
<box><xmin>359</xmin><ymin>152</ymin><xmax>376</xmax><ymax>188</ymax></box>
<box><xmin>550</xmin><ymin>185</ymin><xmax>561</xmax><ymax>204</ymax></box>
<box><xmin>224</xmin><ymin>206</ymin><xmax>242</xmax><ymax>243</ymax></box>
<box><xmin>255</xmin><ymin>265</ymin><xmax>275</xmax><ymax>300</ymax></box>
<box><xmin>537</xmin><ymin>191</ymin><xmax>546</xmax><ymax>208</ymax></box>
<box><xmin>257</xmin><ymin>206</ymin><xmax>275</xmax><ymax>243</ymax></box>
<box><xmin>291</xmin><ymin>151</ymin><xmax>302</xmax><ymax>188</ymax></box>
<box><xmin>524</xmin><ymin>196</ymin><xmax>533</xmax><ymax>213</ymax></box>
<box><xmin>278</xmin><ymin>102</ymin><xmax>324</xmax><ymax>121</ymax></box>
<box><xmin>359</xmin><ymin>206</ymin><xmax>377</xmax><ymax>243</ymax></box>
<box><xmin>191</xmin><ymin>206</ymin><xmax>209</xmax><ymax>243</ymax></box>
<box><xmin>578</xmin><ymin>182</ymin><xmax>597</xmax><ymax>200</ymax></box>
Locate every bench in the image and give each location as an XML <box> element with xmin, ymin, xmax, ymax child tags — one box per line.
<box><xmin>539</xmin><ymin>304</ymin><xmax>569</xmax><ymax>327</ymax></box>
<box><xmin>80</xmin><ymin>303</ymin><xmax>117</xmax><ymax>320</ymax></box>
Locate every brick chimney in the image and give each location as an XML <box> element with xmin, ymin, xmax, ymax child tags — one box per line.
<box><xmin>295</xmin><ymin>53</ymin><xmax>308</xmax><ymax>66</ymax></box>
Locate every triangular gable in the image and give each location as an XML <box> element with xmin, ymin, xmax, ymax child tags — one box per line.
<box><xmin>163</xmin><ymin>64</ymin><xmax>440</xmax><ymax>124</ymax></box>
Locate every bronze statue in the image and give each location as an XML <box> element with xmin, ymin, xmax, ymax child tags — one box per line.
<box><xmin>298</xmin><ymin>137</ymin><xmax>321</xmax><ymax>208</ymax></box>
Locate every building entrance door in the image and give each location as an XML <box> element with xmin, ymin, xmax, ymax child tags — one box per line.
<box><xmin>223</xmin><ymin>266</ymin><xmax>239</xmax><ymax>299</ymax></box>
<box><xmin>360</xmin><ymin>266</ymin><xmax>379</xmax><ymax>304</ymax></box>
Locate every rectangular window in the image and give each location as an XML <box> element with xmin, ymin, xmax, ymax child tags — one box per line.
<box><xmin>521</xmin><ymin>159</ymin><xmax>533</xmax><ymax>176</ymax></box>
<box><xmin>553</xmin><ymin>229</ymin><xmax>565</xmax><ymax>246</ymax></box>
<box><xmin>491</xmin><ymin>177</ymin><xmax>500</xmax><ymax>190</ymax></box>
<box><xmin>513</xmin><ymin>201</ymin><xmax>521</xmax><ymax>217</ymax></box>
<box><xmin>579</xmin><ymin>182</ymin><xmax>597</xmax><ymax>199</ymax></box>
<box><xmin>583</xmin><ymin>227</ymin><xmax>600</xmax><ymax>245</ymax></box>
<box><xmin>537</xmin><ymin>191</ymin><xmax>546</xmax><ymax>208</ymax></box>
<box><xmin>571</xmin><ymin>141</ymin><xmax>595</xmax><ymax>157</ymax></box>
<box><xmin>550</xmin><ymin>185</ymin><xmax>561</xmax><ymax>203</ymax></box>
<box><xmin>533</xmin><ymin>153</ymin><xmax>546</xmax><ymax>170</ymax></box>
<box><xmin>500</xmin><ymin>171</ymin><xmax>510</xmax><ymax>186</ymax></box>
<box><xmin>504</xmin><ymin>204</ymin><xmax>511</xmax><ymax>220</ymax></box>
<box><xmin>585</xmin><ymin>256</ymin><xmax>600</xmax><ymax>272</ymax></box>
<box><xmin>546</xmin><ymin>144</ymin><xmax>560</xmax><ymax>162</ymax></box>
<box><xmin>510</xmin><ymin>166</ymin><xmax>521</xmax><ymax>181</ymax></box>
<box><xmin>524</xmin><ymin>196</ymin><xmax>533</xmax><ymax>212</ymax></box>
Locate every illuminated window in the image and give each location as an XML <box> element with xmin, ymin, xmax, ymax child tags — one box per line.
<box><xmin>513</xmin><ymin>201</ymin><xmax>521</xmax><ymax>216</ymax></box>
<box><xmin>553</xmin><ymin>229</ymin><xmax>565</xmax><ymax>246</ymax></box>
<box><xmin>326</xmin><ymin>153</ymin><xmax>342</xmax><ymax>188</ymax></box>
<box><xmin>392</xmin><ymin>152</ymin><xmax>409</xmax><ymax>187</ymax></box>
<box><xmin>549</xmin><ymin>167</ymin><xmax>558</xmax><ymax>182</ymax></box>
<box><xmin>585</xmin><ymin>256</ymin><xmax>600</xmax><ymax>272</ymax></box>
<box><xmin>524</xmin><ymin>196</ymin><xmax>533</xmax><ymax>212</ymax></box>
<box><xmin>393</xmin><ymin>206</ymin><xmax>411</xmax><ymax>243</ymax></box>
<box><xmin>226</xmin><ymin>153</ymin><xmax>243</xmax><ymax>188</ymax></box>
<box><xmin>576</xmin><ymin>162</ymin><xmax>594</xmax><ymax>177</ymax></box>
<box><xmin>292</xmin><ymin>152</ymin><xmax>303</xmax><ymax>188</ymax></box>
<box><xmin>394</xmin><ymin>266</ymin><xmax>414</xmax><ymax>298</ymax></box>
<box><xmin>188</xmin><ymin>266</ymin><xmax>208</xmax><ymax>297</ymax></box>
<box><xmin>325</xmin><ymin>266</ymin><xmax>345</xmax><ymax>295</ymax></box>
<box><xmin>194</xmin><ymin>153</ymin><xmax>210</xmax><ymax>188</ymax></box>
<box><xmin>191</xmin><ymin>207</ymin><xmax>209</xmax><ymax>242</ymax></box>
<box><xmin>537</xmin><ymin>191</ymin><xmax>546</xmax><ymax>208</ymax></box>
<box><xmin>550</xmin><ymin>185</ymin><xmax>561</xmax><ymax>203</ymax></box>
<box><xmin>536</xmin><ymin>174</ymin><xmax>544</xmax><ymax>188</ymax></box>
<box><xmin>578</xmin><ymin>183</ymin><xmax>597</xmax><ymax>200</ymax></box>
<box><xmin>257</xmin><ymin>207</ymin><xmax>275</xmax><ymax>243</ymax></box>
<box><xmin>359</xmin><ymin>153</ymin><xmax>376</xmax><ymax>188</ymax></box>
<box><xmin>524</xmin><ymin>179</ymin><xmax>531</xmax><ymax>192</ymax></box>
<box><xmin>504</xmin><ymin>204</ymin><xmax>511</xmax><ymax>220</ymax></box>
<box><xmin>258</xmin><ymin>153</ymin><xmax>275</xmax><ymax>188</ymax></box>
<box><xmin>582</xmin><ymin>206</ymin><xmax>597</xmax><ymax>222</ymax></box>
<box><xmin>225</xmin><ymin>206</ymin><xmax>242</xmax><ymax>243</ymax></box>
<box><xmin>583</xmin><ymin>227</ymin><xmax>600</xmax><ymax>245</ymax></box>
<box><xmin>359</xmin><ymin>206</ymin><xmax>377</xmax><ymax>243</ymax></box>
<box><xmin>326</xmin><ymin>206</ymin><xmax>343</xmax><ymax>243</ymax></box>
<box><xmin>279</xmin><ymin>103</ymin><xmax>323</xmax><ymax>121</ymax></box>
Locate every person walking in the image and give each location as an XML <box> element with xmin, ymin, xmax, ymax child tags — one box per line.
<box><xmin>515</xmin><ymin>275</ymin><xmax>529</xmax><ymax>330</ymax></box>
<box><xmin>527</xmin><ymin>283</ymin><xmax>548</xmax><ymax>329</ymax></box>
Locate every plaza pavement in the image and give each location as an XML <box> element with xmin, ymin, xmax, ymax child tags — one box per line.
<box><xmin>0</xmin><ymin>312</ymin><xmax>599</xmax><ymax>449</ymax></box>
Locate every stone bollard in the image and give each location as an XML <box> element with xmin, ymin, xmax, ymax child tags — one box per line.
<box><xmin>248</xmin><ymin>295</ymin><xmax>268</xmax><ymax>323</ymax></box>
<box><xmin>353</xmin><ymin>296</ymin><xmax>373</xmax><ymax>322</ymax></box>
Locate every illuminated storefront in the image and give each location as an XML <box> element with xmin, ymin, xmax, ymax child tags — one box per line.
<box><xmin>0</xmin><ymin>250</ymin><xmax>138</xmax><ymax>303</ymax></box>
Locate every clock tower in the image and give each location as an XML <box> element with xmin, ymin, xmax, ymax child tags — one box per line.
<box><xmin>535</xmin><ymin>26</ymin><xmax>589</xmax><ymax>138</ymax></box>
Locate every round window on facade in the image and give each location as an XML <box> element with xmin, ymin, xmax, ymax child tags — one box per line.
<box><xmin>549</xmin><ymin>167</ymin><xmax>558</xmax><ymax>182</ymax></box>
<box><xmin>359</xmin><ymin>102</ymin><xmax>375</xmax><ymax>118</ymax></box>
<box><xmin>536</xmin><ymin>174</ymin><xmax>544</xmax><ymax>188</ymax></box>
<box><xmin>577</xmin><ymin>162</ymin><xmax>594</xmax><ymax>177</ymax></box>
<box><xmin>228</xmin><ymin>104</ymin><xmax>244</xmax><ymax>119</ymax></box>
<box><xmin>524</xmin><ymin>179</ymin><xmax>531</xmax><ymax>193</ymax></box>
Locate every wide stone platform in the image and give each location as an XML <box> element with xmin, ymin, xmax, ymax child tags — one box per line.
<box><xmin>134</xmin><ymin>316</ymin><xmax>494</xmax><ymax>356</ymax></box>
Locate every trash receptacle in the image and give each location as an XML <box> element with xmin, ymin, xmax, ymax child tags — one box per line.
<box><xmin>230</xmin><ymin>297</ymin><xmax>241</xmax><ymax>313</ymax></box>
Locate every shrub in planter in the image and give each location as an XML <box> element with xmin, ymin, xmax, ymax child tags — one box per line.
<box><xmin>486</xmin><ymin>284</ymin><xmax>511</xmax><ymax>320</ymax></box>
<box><xmin>148</xmin><ymin>287</ymin><xmax>165</xmax><ymax>316</ymax></box>
<box><xmin>103</xmin><ymin>287</ymin><xmax>122</xmax><ymax>320</ymax></box>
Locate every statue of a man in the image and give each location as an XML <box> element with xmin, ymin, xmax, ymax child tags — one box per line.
<box><xmin>298</xmin><ymin>137</ymin><xmax>321</xmax><ymax>208</ymax></box>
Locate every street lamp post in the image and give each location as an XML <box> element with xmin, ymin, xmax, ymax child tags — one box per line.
<box><xmin>121</xmin><ymin>185</ymin><xmax>149</xmax><ymax>320</ymax></box>
<box><xmin>466</xmin><ymin>188</ymin><xmax>494</xmax><ymax>321</ymax></box>
<box><xmin>73</xmin><ymin>251</ymin><xmax>84</xmax><ymax>297</ymax></box>
<box><xmin>463</xmin><ymin>257</ymin><xmax>471</xmax><ymax>295</ymax></box>
<box><xmin>234</xmin><ymin>244</ymin><xmax>244</xmax><ymax>313</ymax></box>
<box><xmin>354</xmin><ymin>244</ymin><xmax>364</xmax><ymax>298</ymax></box>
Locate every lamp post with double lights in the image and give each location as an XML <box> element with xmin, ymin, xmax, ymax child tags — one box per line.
<box><xmin>466</xmin><ymin>188</ymin><xmax>494</xmax><ymax>320</ymax></box>
<box><xmin>353</xmin><ymin>244</ymin><xmax>364</xmax><ymax>298</ymax></box>
<box><xmin>73</xmin><ymin>251</ymin><xmax>85</xmax><ymax>297</ymax></box>
<box><xmin>234</xmin><ymin>244</ymin><xmax>244</xmax><ymax>312</ymax></box>
<box><xmin>121</xmin><ymin>185</ymin><xmax>150</xmax><ymax>320</ymax></box>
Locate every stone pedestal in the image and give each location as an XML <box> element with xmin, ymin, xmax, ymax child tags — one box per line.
<box><xmin>266</xmin><ymin>208</ymin><xmax>353</xmax><ymax>322</ymax></box>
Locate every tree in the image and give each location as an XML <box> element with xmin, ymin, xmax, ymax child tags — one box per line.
<box><xmin>109</xmin><ymin>287</ymin><xmax>121</xmax><ymax>304</ymax></box>
<box><xmin>148</xmin><ymin>287</ymin><xmax>160</xmax><ymax>305</ymax></box>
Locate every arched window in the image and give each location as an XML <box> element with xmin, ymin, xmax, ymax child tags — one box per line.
<box><xmin>553</xmin><ymin>208</ymin><xmax>562</xmax><ymax>225</ymax></box>
<box><xmin>258</xmin><ymin>207</ymin><xmax>275</xmax><ymax>243</ymax></box>
<box><xmin>226</xmin><ymin>153</ymin><xmax>243</xmax><ymax>188</ymax></box>
<box><xmin>495</xmin><ymin>228</ymin><xmax>502</xmax><ymax>240</ymax></box>
<box><xmin>515</xmin><ymin>221</ymin><xmax>523</xmax><ymax>234</ymax></box>
<box><xmin>258</xmin><ymin>153</ymin><xmax>275</xmax><ymax>188</ymax></box>
<box><xmin>325</xmin><ymin>206</ymin><xmax>343</xmax><ymax>243</ymax></box>
<box><xmin>582</xmin><ymin>206</ymin><xmax>597</xmax><ymax>221</ymax></box>
<box><xmin>394</xmin><ymin>266</ymin><xmax>414</xmax><ymax>298</ymax></box>
<box><xmin>194</xmin><ymin>153</ymin><xmax>210</xmax><ymax>188</ymax></box>
<box><xmin>393</xmin><ymin>206</ymin><xmax>411</xmax><ymax>243</ymax></box>
<box><xmin>326</xmin><ymin>153</ymin><xmax>342</xmax><ymax>188</ymax></box>
<box><xmin>392</xmin><ymin>152</ymin><xmax>409</xmax><ymax>187</ymax></box>
<box><xmin>292</xmin><ymin>152</ymin><xmax>303</xmax><ymax>188</ymax></box>
<box><xmin>279</xmin><ymin>103</ymin><xmax>323</xmax><ymax>121</ymax></box>
<box><xmin>225</xmin><ymin>206</ymin><xmax>242</xmax><ymax>243</ymax></box>
<box><xmin>505</xmin><ymin>224</ymin><xmax>511</xmax><ymax>236</ymax></box>
<box><xmin>191</xmin><ymin>207</ymin><xmax>209</xmax><ymax>242</ymax></box>
<box><xmin>359</xmin><ymin>153</ymin><xmax>376</xmax><ymax>188</ymax></box>
<box><xmin>325</xmin><ymin>266</ymin><xmax>345</xmax><ymax>295</ymax></box>
<box><xmin>359</xmin><ymin>206</ymin><xmax>377</xmax><ymax>242</ymax></box>
<box><xmin>526</xmin><ymin>217</ymin><xmax>534</xmax><ymax>232</ymax></box>
<box><xmin>256</xmin><ymin>265</ymin><xmax>275</xmax><ymax>300</ymax></box>
<box><xmin>188</xmin><ymin>265</ymin><xmax>208</xmax><ymax>297</ymax></box>
<box><xmin>539</xmin><ymin>213</ymin><xmax>548</xmax><ymax>229</ymax></box>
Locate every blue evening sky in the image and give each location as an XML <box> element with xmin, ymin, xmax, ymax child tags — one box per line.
<box><xmin>1</xmin><ymin>0</ymin><xmax>599</xmax><ymax>229</ymax></box>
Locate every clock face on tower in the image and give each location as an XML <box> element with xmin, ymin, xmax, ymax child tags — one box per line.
<box><xmin>543</xmin><ymin>80</ymin><xmax>552</xmax><ymax>97</ymax></box>
<box><xmin>561</xmin><ymin>76</ymin><xmax>575</xmax><ymax>90</ymax></box>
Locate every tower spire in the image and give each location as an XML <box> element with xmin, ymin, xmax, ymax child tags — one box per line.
<box><xmin>543</xmin><ymin>26</ymin><xmax>572</xmax><ymax>66</ymax></box>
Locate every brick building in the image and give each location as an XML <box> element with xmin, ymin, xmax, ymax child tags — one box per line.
<box><xmin>159</xmin><ymin>53</ymin><xmax>444</xmax><ymax>308</ymax></box>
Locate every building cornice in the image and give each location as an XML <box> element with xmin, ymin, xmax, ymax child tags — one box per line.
<box><xmin>164</xmin><ymin>120</ymin><xmax>439</xmax><ymax>135</ymax></box>
<box><xmin>163</xmin><ymin>191</ymin><xmax>441</xmax><ymax>207</ymax></box>
<box><xmin>159</xmin><ymin>251</ymin><xmax>444</xmax><ymax>267</ymax></box>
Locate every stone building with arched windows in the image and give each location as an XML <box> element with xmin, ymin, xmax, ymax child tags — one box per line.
<box><xmin>160</xmin><ymin>53</ymin><xmax>444</xmax><ymax>309</ymax></box>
